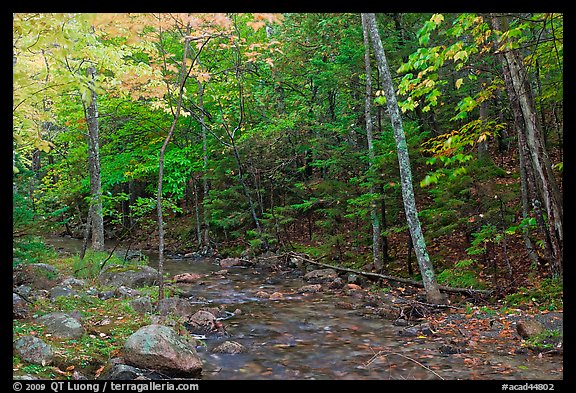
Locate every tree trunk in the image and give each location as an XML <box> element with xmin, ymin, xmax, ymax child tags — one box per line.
<box><xmin>491</xmin><ymin>14</ymin><xmax>562</xmax><ymax>277</ymax></box>
<box><xmin>363</xmin><ymin>13</ymin><xmax>446</xmax><ymax>304</ymax></box>
<box><xmin>198</xmin><ymin>80</ymin><xmax>211</xmax><ymax>249</ymax></box>
<box><xmin>157</xmin><ymin>36</ymin><xmax>191</xmax><ymax>301</ymax></box>
<box><xmin>361</xmin><ymin>13</ymin><xmax>383</xmax><ymax>271</ymax></box>
<box><xmin>86</xmin><ymin>66</ymin><xmax>105</xmax><ymax>252</ymax></box>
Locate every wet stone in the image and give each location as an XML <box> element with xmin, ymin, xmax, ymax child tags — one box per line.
<box><xmin>211</xmin><ymin>340</ymin><xmax>247</xmax><ymax>354</ymax></box>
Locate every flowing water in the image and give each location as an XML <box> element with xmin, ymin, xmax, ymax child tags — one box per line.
<box><xmin>44</xmin><ymin>236</ymin><xmax>563</xmax><ymax>380</ymax></box>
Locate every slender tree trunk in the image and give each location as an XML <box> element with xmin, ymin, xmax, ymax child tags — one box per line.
<box><xmin>157</xmin><ymin>36</ymin><xmax>191</xmax><ymax>301</ymax></box>
<box><xmin>361</xmin><ymin>13</ymin><xmax>383</xmax><ymax>271</ymax></box>
<box><xmin>491</xmin><ymin>14</ymin><xmax>562</xmax><ymax>277</ymax></box>
<box><xmin>86</xmin><ymin>66</ymin><xmax>105</xmax><ymax>252</ymax></box>
<box><xmin>363</xmin><ymin>13</ymin><xmax>446</xmax><ymax>304</ymax></box>
<box><xmin>198</xmin><ymin>80</ymin><xmax>211</xmax><ymax>249</ymax></box>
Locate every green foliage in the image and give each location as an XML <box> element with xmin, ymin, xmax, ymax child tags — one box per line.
<box><xmin>70</xmin><ymin>250</ymin><xmax>145</xmax><ymax>279</ymax></box>
<box><xmin>503</xmin><ymin>278</ymin><xmax>563</xmax><ymax>311</ymax></box>
<box><xmin>13</xmin><ymin>236</ymin><xmax>57</xmax><ymax>266</ymax></box>
<box><xmin>436</xmin><ymin>258</ymin><xmax>486</xmax><ymax>289</ymax></box>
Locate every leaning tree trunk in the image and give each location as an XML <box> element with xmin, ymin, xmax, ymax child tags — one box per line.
<box><xmin>361</xmin><ymin>14</ymin><xmax>383</xmax><ymax>271</ymax></box>
<box><xmin>86</xmin><ymin>66</ymin><xmax>105</xmax><ymax>252</ymax></box>
<box><xmin>363</xmin><ymin>13</ymin><xmax>446</xmax><ymax>304</ymax></box>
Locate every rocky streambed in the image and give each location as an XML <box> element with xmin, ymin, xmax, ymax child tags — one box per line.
<box><xmin>13</xmin><ymin>237</ymin><xmax>563</xmax><ymax>380</ymax></box>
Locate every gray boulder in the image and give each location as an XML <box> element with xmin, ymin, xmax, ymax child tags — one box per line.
<box><xmin>123</xmin><ymin>324</ymin><xmax>202</xmax><ymax>377</ymax></box>
<box><xmin>98</xmin><ymin>265</ymin><xmax>160</xmax><ymax>288</ymax></box>
<box><xmin>37</xmin><ymin>312</ymin><xmax>85</xmax><ymax>339</ymax></box>
<box><xmin>14</xmin><ymin>336</ymin><xmax>54</xmax><ymax>366</ymax></box>
<box><xmin>157</xmin><ymin>297</ymin><xmax>195</xmax><ymax>318</ymax></box>
<box><xmin>303</xmin><ymin>268</ymin><xmax>338</xmax><ymax>284</ymax></box>
<box><xmin>13</xmin><ymin>263</ymin><xmax>60</xmax><ymax>290</ymax></box>
<box><xmin>13</xmin><ymin>293</ymin><xmax>29</xmax><ymax>319</ymax></box>
<box><xmin>60</xmin><ymin>277</ymin><xmax>86</xmax><ymax>288</ymax></box>
<box><xmin>50</xmin><ymin>285</ymin><xmax>78</xmax><ymax>300</ymax></box>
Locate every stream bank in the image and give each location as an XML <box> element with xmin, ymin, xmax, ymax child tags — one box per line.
<box><xmin>13</xmin><ymin>236</ymin><xmax>563</xmax><ymax>380</ymax></box>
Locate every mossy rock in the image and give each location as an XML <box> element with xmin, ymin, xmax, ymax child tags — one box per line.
<box><xmin>98</xmin><ymin>265</ymin><xmax>160</xmax><ymax>288</ymax></box>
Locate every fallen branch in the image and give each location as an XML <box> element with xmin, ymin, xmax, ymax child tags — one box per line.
<box><xmin>287</xmin><ymin>251</ymin><xmax>493</xmax><ymax>297</ymax></box>
<box><xmin>365</xmin><ymin>350</ymin><xmax>444</xmax><ymax>380</ymax></box>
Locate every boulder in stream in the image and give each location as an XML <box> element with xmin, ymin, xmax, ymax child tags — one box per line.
<box><xmin>219</xmin><ymin>258</ymin><xmax>243</xmax><ymax>268</ymax></box>
<box><xmin>173</xmin><ymin>273</ymin><xmax>204</xmax><ymax>283</ymax></box>
<box><xmin>211</xmin><ymin>340</ymin><xmax>247</xmax><ymax>354</ymax></box>
<box><xmin>122</xmin><ymin>324</ymin><xmax>202</xmax><ymax>377</ymax></box>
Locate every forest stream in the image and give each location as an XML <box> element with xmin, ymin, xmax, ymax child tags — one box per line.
<box><xmin>41</xmin><ymin>236</ymin><xmax>563</xmax><ymax>381</ymax></box>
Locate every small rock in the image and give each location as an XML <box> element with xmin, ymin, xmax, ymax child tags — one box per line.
<box><xmin>114</xmin><ymin>286</ymin><xmax>141</xmax><ymax>299</ymax></box>
<box><xmin>335</xmin><ymin>301</ymin><xmax>355</xmax><ymax>310</ymax></box>
<box><xmin>516</xmin><ymin>319</ymin><xmax>547</xmax><ymax>339</ymax></box>
<box><xmin>298</xmin><ymin>284</ymin><xmax>322</xmax><ymax>293</ymax></box>
<box><xmin>255</xmin><ymin>291</ymin><xmax>270</xmax><ymax>298</ymax></box>
<box><xmin>393</xmin><ymin>318</ymin><xmax>409</xmax><ymax>327</ymax></box>
<box><xmin>233</xmin><ymin>308</ymin><xmax>242</xmax><ymax>315</ymax></box>
<box><xmin>60</xmin><ymin>277</ymin><xmax>86</xmax><ymax>288</ymax></box>
<box><xmin>439</xmin><ymin>344</ymin><xmax>462</xmax><ymax>355</ymax></box>
<box><xmin>211</xmin><ymin>340</ymin><xmax>247</xmax><ymax>354</ymax></box>
<box><xmin>220</xmin><ymin>258</ymin><xmax>242</xmax><ymax>268</ymax></box>
<box><xmin>269</xmin><ymin>292</ymin><xmax>284</xmax><ymax>300</ymax></box>
<box><xmin>99</xmin><ymin>363</ymin><xmax>146</xmax><ymax>380</ymax></box>
<box><xmin>173</xmin><ymin>273</ymin><xmax>203</xmax><ymax>283</ymax></box>
<box><xmin>13</xmin><ymin>293</ymin><xmax>29</xmax><ymax>319</ymax></box>
<box><xmin>303</xmin><ymin>268</ymin><xmax>338</xmax><ymax>284</ymax></box>
<box><xmin>130</xmin><ymin>297</ymin><xmax>153</xmax><ymax>314</ymax></box>
<box><xmin>157</xmin><ymin>297</ymin><xmax>195</xmax><ymax>318</ymax></box>
<box><xmin>328</xmin><ymin>277</ymin><xmax>345</xmax><ymax>289</ymax></box>
<box><xmin>49</xmin><ymin>285</ymin><xmax>77</xmax><ymax>300</ymax></box>
<box><xmin>347</xmin><ymin>283</ymin><xmax>362</xmax><ymax>290</ymax></box>
<box><xmin>214</xmin><ymin>269</ymin><xmax>228</xmax><ymax>275</ymax></box>
<box><xmin>14</xmin><ymin>336</ymin><xmax>54</xmax><ymax>365</ymax></box>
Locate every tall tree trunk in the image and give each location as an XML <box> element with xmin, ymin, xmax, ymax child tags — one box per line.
<box><xmin>198</xmin><ymin>80</ymin><xmax>211</xmax><ymax>249</ymax></box>
<box><xmin>363</xmin><ymin>13</ymin><xmax>446</xmax><ymax>304</ymax></box>
<box><xmin>86</xmin><ymin>66</ymin><xmax>105</xmax><ymax>252</ymax></box>
<box><xmin>491</xmin><ymin>14</ymin><xmax>562</xmax><ymax>277</ymax></box>
<box><xmin>361</xmin><ymin>14</ymin><xmax>383</xmax><ymax>271</ymax></box>
<box><xmin>157</xmin><ymin>36</ymin><xmax>191</xmax><ymax>301</ymax></box>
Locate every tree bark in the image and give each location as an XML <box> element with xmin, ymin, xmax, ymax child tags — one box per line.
<box><xmin>157</xmin><ymin>36</ymin><xmax>191</xmax><ymax>300</ymax></box>
<box><xmin>361</xmin><ymin>13</ymin><xmax>383</xmax><ymax>271</ymax></box>
<box><xmin>363</xmin><ymin>13</ymin><xmax>446</xmax><ymax>304</ymax></box>
<box><xmin>86</xmin><ymin>66</ymin><xmax>105</xmax><ymax>252</ymax></box>
<box><xmin>198</xmin><ymin>80</ymin><xmax>211</xmax><ymax>249</ymax></box>
<box><xmin>490</xmin><ymin>14</ymin><xmax>562</xmax><ymax>277</ymax></box>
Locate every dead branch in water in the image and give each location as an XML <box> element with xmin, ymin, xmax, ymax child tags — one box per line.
<box><xmin>287</xmin><ymin>251</ymin><xmax>493</xmax><ymax>298</ymax></box>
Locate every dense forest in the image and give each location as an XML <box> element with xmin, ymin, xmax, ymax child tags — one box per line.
<box><xmin>13</xmin><ymin>13</ymin><xmax>563</xmax><ymax>381</ymax></box>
